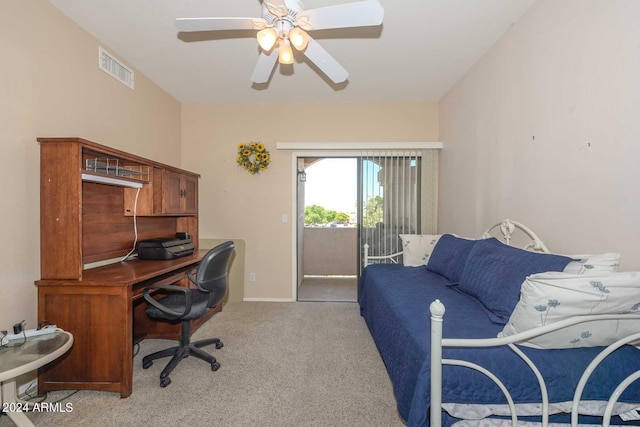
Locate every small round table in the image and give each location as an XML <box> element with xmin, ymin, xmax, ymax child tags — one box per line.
<box><xmin>1</xmin><ymin>330</ymin><xmax>73</xmax><ymax>427</ymax></box>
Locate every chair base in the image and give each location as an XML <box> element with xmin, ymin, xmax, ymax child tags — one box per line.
<box><xmin>143</xmin><ymin>337</ymin><xmax>223</xmax><ymax>388</ymax></box>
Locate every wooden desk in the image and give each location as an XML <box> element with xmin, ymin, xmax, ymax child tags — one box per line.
<box><xmin>36</xmin><ymin>137</ymin><xmax>204</xmax><ymax>398</ymax></box>
<box><xmin>35</xmin><ymin>250</ymin><xmax>215</xmax><ymax>398</ymax></box>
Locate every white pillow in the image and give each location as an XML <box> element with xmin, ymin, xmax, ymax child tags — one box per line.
<box><xmin>563</xmin><ymin>252</ymin><xmax>620</xmax><ymax>275</ymax></box>
<box><xmin>499</xmin><ymin>271</ymin><xmax>640</xmax><ymax>349</ymax></box>
<box><xmin>399</xmin><ymin>234</ymin><xmax>441</xmax><ymax>267</ymax></box>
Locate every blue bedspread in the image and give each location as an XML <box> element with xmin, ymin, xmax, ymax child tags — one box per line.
<box><xmin>358</xmin><ymin>264</ymin><xmax>640</xmax><ymax>427</ymax></box>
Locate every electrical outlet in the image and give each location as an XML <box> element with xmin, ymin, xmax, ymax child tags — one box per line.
<box><xmin>249</xmin><ymin>272</ymin><xmax>256</xmax><ymax>282</ymax></box>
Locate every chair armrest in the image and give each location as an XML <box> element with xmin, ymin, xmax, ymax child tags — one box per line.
<box><xmin>187</xmin><ymin>269</ymin><xmax>211</xmax><ymax>294</ymax></box>
<box><xmin>142</xmin><ymin>284</ymin><xmax>192</xmax><ymax>319</ymax></box>
<box><xmin>187</xmin><ymin>270</ymin><xmax>196</xmax><ymax>285</ymax></box>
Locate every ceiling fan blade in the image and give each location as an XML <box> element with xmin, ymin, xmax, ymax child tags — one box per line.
<box><xmin>251</xmin><ymin>49</ymin><xmax>279</xmax><ymax>84</ymax></box>
<box><xmin>176</xmin><ymin>17</ymin><xmax>267</xmax><ymax>32</ymax></box>
<box><xmin>303</xmin><ymin>0</ymin><xmax>384</xmax><ymax>31</ymax></box>
<box><xmin>283</xmin><ymin>0</ymin><xmax>304</xmax><ymax>13</ymax></box>
<box><xmin>302</xmin><ymin>37</ymin><xmax>348</xmax><ymax>84</ymax></box>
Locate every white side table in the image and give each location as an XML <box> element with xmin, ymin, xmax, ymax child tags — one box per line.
<box><xmin>1</xmin><ymin>330</ymin><xmax>73</xmax><ymax>427</ymax></box>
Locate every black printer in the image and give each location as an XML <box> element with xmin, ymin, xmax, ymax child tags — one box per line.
<box><xmin>137</xmin><ymin>233</ymin><xmax>194</xmax><ymax>260</ymax></box>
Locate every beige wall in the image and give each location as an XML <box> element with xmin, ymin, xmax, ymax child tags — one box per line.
<box><xmin>0</xmin><ymin>1</ymin><xmax>182</xmax><ymax>328</ymax></box>
<box><xmin>439</xmin><ymin>0</ymin><xmax>640</xmax><ymax>270</ymax></box>
<box><xmin>181</xmin><ymin>103</ymin><xmax>439</xmax><ymax>300</ymax></box>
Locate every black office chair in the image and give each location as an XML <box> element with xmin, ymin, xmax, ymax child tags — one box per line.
<box><xmin>142</xmin><ymin>241</ymin><xmax>235</xmax><ymax>387</ymax></box>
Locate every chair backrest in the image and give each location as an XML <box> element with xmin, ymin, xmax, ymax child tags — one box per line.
<box><xmin>194</xmin><ymin>241</ymin><xmax>235</xmax><ymax>308</ymax></box>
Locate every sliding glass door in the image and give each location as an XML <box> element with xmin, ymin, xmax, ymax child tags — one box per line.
<box><xmin>294</xmin><ymin>149</ymin><xmax>439</xmax><ymax>300</ymax></box>
<box><xmin>358</xmin><ymin>150</ymin><xmax>436</xmax><ymax>272</ymax></box>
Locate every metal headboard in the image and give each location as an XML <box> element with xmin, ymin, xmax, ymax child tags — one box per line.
<box><xmin>363</xmin><ymin>219</ymin><xmax>551</xmax><ymax>268</ymax></box>
<box><xmin>482</xmin><ymin>219</ymin><xmax>550</xmax><ymax>253</ymax></box>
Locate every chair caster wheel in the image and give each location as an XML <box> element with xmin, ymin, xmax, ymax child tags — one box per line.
<box><xmin>211</xmin><ymin>361</ymin><xmax>221</xmax><ymax>371</ymax></box>
<box><xmin>215</xmin><ymin>342</ymin><xmax>224</xmax><ymax>349</ymax></box>
<box><xmin>143</xmin><ymin>360</ymin><xmax>153</xmax><ymax>369</ymax></box>
<box><xmin>160</xmin><ymin>377</ymin><xmax>171</xmax><ymax>387</ymax></box>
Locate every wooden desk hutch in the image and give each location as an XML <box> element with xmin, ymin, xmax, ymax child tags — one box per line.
<box><xmin>36</xmin><ymin>137</ymin><xmax>214</xmax><ymax>397</ymax></box>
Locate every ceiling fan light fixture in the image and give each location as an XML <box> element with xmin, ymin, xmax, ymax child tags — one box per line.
<box><xmin>278</xmin><ymin>39</ymin><xmax>294</xmax><ymax>65</ymax></box>
<box><xmin>257</xmin><ymin>27</ymin><xmax>278</xmax><ymax>51</ymax></box>
<box><xmin>289</xmin><ymin>27</ymin><xmax>309</xmax><ymax>51</ymax></box>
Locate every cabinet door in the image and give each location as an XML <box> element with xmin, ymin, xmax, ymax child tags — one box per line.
<box><xmin>163</xmin><ymin>170</ymin><xmax>184</xmax><ymax>214</ymax></box>
<box><xmin>182</xmin><ymin>174</ymin><xmax>198</xmax><ymax>214</ymax></box>
<box><xmin>153</xmin><ymin>168</ymin><xmax>199</xmax><ymax>215</ymax></box>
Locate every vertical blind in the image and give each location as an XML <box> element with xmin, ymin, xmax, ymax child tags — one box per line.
<box><xmin>359</xmin><ymin>150</ymin><xmax>438</xmax><ymax>266</ymax></box>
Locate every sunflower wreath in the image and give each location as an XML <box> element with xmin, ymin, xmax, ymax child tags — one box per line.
<box><xmin>236</xmin><ymin>142</ymin><xmax>270</xmax><ymax>175</ymax></box>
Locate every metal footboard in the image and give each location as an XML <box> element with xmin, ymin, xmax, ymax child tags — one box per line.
<box><xmin>429</xmin><ymin>299</ymin><xmax>640</xmax><ymax>427</ymax></box>
<box><xmin>363</xmin><ymin>243</ymin><xmax>403</xmax><ymax>267</ymax></box>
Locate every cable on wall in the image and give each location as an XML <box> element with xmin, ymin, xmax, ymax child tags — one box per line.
<box><xmin>121</xmin><ymin>187</ymin><xmax>141</xmax><ymax>261</ymax></box>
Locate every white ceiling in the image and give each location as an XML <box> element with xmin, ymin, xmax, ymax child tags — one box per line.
<box><xmin>48</xmin><ymin>0</ymin><xmax>535</xmax><ymax>105</ymax></box>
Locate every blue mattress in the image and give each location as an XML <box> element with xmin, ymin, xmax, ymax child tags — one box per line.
<box><xmin>358</xmin><ymin>264</ymin><xmax>640</xmax><ymax>427</ymax></box>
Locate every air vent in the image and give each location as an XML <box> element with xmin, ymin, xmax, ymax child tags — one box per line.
<box><xmin>98</xmin><ymin>46</ymin><xmax>134</xmax><ymax>89</ymax></box>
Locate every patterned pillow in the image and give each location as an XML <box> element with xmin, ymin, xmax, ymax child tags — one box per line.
<box><xmin>499</xmin><ymin>271</ymin><xmax>640</xmax><ymax>348</ymax></box>
<box><xmin>563</xmin><ymin>253</ymin><xmax>620</xmax><ymax>274</ymax></box>
<box><xmin>399</xmin><ymin>234</ymin><xmax>442</xmax><ymax>267</ymax></box>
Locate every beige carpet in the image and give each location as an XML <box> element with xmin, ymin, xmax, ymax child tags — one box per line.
<box><xmin>5</xmin><ymin>302</ymin><xmax>405</xmax><ymax>427</ymax></box>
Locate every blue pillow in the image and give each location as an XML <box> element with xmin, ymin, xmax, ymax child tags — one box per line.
<box><xmin>426</xmin><ymin>234</ymin><xmax>479</xmax><ymax>284</ymax></box>
<box><xmin>458</xmin><ymin>238</ymin><xmax>572</xmax><ymax>323</ymax></box>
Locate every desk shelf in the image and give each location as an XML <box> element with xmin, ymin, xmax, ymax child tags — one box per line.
<box><xmin>84</xmin><ymin>156</ymin><xmax>150</xmax><ymax>182</ymax></box>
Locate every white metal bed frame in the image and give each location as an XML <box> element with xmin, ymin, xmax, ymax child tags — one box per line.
<box><xmin>361</xmin><ymin>219</ymin><xmax>640</xmax><ymax>427</ymax></box>
<box><xmin>430</xmin><ymin>300</ymin><xmax>640</xmax><ymax>427</ymax></box>
<box><xmin>362</xmin><ymin>219</ymin><xmax>549</xmax><ymax>267</ymax></box>
<box><xmin>481</xmin><ymin>218</ymin><xmax>551</xmax><ymax>253</ymax></box>
<box><xmin>362</xmin><ymin>243</ymin><xmax>402</xmax><ymax>267</ymax></box>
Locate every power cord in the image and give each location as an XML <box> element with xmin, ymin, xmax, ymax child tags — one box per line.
<box><xmin>121</xmin><ymin>186</ymin><xmax>141</xmax><ymax>261</ymax></box>
<box><xmin>13</xmin><ymin>320</ymin><xmax>25</xmax><ymax>335</ymax></box>
<box><xmin>21</xmin><ymin>389</ymin><xmax>79</xmax><ymax>405</ymax></box>
<box><xmin>21</xmin><ymin>381</ymin><xmax>48</xmax><ymax>403</ymax></box>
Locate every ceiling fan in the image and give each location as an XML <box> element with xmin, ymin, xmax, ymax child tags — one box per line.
<box><xmin>175</xmin><ymin>0</ymin><xmax>384</xmax><ymax>84</ymax></box>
